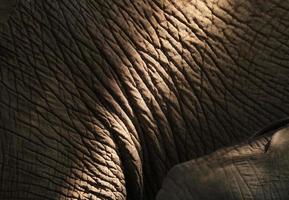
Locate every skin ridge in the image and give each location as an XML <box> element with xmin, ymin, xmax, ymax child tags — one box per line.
<box><xmin>1</xmin><ymin>0</ymin><xmax>289</xmax><ymax>199</ymax></box>
<box><xmin>249</xmin><ymin>117</ymin><xmax>289</xmax><ymax>140</ymax></box>
<box><xmin>157</xmin><ymin>125</ymin><xmax>289</xmax><ymax>200</ymax></box>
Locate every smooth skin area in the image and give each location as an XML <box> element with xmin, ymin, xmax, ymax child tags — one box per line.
<box><xmin>1</xmin><ymin>0</ymin><xmax>289</xmax><ymax>199</ymax></box>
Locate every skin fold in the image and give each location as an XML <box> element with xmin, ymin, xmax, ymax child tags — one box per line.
<box><xmin>157</xmin><ymin>126</ymin><xmax>289</xmax><ymax>200</ymax></box>
<box><xmin>0</xmin><ymin>0</ymin><xmax>289</xmax><ymax>199</ymax></box>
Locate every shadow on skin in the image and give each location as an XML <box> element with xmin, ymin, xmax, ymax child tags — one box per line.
<box><xmin>1</xmin><ymin>0</ymin><xmax>289</xmax><ymax>199</ymax></box>
<box><xmin>0</xmin><ymin>0</ymin><xmax>16</xmax><ymax>24</ymax></box>
<box><xmin>157</xmin><ymin>126</ymin><xmax>289</xmax><ymax>200</ymax></box>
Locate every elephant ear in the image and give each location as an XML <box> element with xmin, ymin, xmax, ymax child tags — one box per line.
<box><xmin>0</xmin><ymin>0</ymin><xmax>17</xmax><ymax>24</ymax></box>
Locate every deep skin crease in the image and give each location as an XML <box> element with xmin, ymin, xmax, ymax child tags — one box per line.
<box><xmin>157</xmin><ymin>123</ymin><xmax>289</xmax><ymax>200</ymax></box>
<box><xmin>1</xmin><ymin>0</ymin><xmax>289</xmax><ymax>199</ymax></box>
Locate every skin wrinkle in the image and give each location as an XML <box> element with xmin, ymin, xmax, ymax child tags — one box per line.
<box><xmin>126</xmin><ymin>0</ymin><xmax>230</xmax><ymax>156</ymax></box>
<box><xmin>103</xmin><ymin>0</ymin><xmax>178</xmax><ymax>156</ymax></box>
<box><xmin>2</xmin><ymin>1</ymin><xmax>126</xmax><ymax>200</ymax></box>
<box><xmin>157</xmin><ymin>130</ymin><xmax>289</xmax><ymax>199</ymax></box>
<box><xmin>1</xmin><ymin>0</ymin><xmax>289</xmax><ymax>199</ymax></box>
<box><xmin>151</xmin><ymin>0</ymin><xmax>234</xmax><ymax>150</ymax></box>
<box><xmin>93</xmin><ymin>1</ymin><xmax>179</xmax><ymax>196</ymax></box>
<box><xmin>151</xmin><ymin>0</ymin><xmax>264</xmax><ymax>138</ymax></box>
<box><xmin>214</xmin><ymin>1</ymin><xmax>288</xmax><ymax>88</ymax></box>
<box><xmin>53</xmin><ymin>3</ymin><xmax>136</xmax><ymax>191</ymax></box>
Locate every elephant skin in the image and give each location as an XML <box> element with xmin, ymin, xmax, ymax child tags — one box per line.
<box><xmin>0</xmin><ymin>0</ymin><xmax>16</xmax><ymax>24</ymax></box>
<box><xmin>0</xmin><ymin>0</ymin><xmax>289</xmax><ymax>199</ymax></box>
<box><xmin>157</xmin><ymin>126</ymin><xmax>289</xmax><ymax>200</ymax></box>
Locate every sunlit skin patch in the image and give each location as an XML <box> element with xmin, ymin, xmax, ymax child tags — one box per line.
<box><xmin>267</xmin><ymin>127</ymin><xmax>289</xmax><ymax>161</ymax></box>
<box><xmin>157</xmin><ymin>126</ymin><xmax>289</xmax><ymax>200</ymax></box>
<box><xmin>1</xmin><ymin>0</ymin><xmax>289</xmax><ymax>199</ymax></box>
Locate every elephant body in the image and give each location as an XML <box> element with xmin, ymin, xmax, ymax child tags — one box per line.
<box><xmin>1</xmin><ymin>0</ymin><xmax>289</xmax><ymax>199</ymax></box>
<box><xmin>157</xmin><ymin>126</ymin><xmax>289</xmax><ymax>200</ymax></box>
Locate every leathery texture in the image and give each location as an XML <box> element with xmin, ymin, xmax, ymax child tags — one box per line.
<box><xmin>0</xmin><ymin>0</ymin><xmax>289</xmax><ymax>199</ymax></box>
<box><xmin>0</xmin><ymin>0</ymin><xmax>17</xmax><ymax>24</ymax></box>
<box><xmin>157</xmin><ymin>128</ymin><xmax>289</xmax><ymax>200</ymax></box>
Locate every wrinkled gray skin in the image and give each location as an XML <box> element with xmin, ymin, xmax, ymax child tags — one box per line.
<box><xmin>157</xmin><ymin>127</ymin><xmax>289</xmax><ymax>200</ymax></box>
<box><xmin>0</xmin><ymin>0</ymin><xmax>289</xmax><ymax>199</ymax></box>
